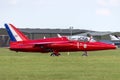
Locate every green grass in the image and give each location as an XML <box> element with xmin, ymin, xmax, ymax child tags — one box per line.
<box><xmin>0</xmin><ymin>48</ymin><xmax>120</xmax><ymax>80</ymax></box>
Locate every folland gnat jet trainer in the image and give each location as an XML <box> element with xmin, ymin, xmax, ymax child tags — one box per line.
<box><xmin>4</xmin><ymin>23</ymin><xmax>116</xmax><ymax>56</ymax></box>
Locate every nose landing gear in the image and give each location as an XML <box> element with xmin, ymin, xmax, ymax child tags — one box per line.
<box><xmin>82</xmin><ymin>51</ymin><xmax>88</xmax><ymax>56</ymax></box>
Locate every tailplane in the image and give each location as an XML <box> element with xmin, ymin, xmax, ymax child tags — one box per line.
<box><xmin>4</xmin><ymin>23</ymin><xmax>29</xmax><ymax>42</ymax></box>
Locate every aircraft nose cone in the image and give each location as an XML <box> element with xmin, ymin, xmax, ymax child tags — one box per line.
<box><xmin>104</xmin><ymin>44</ymin><xmax>117</xmax><ymax>50</ymax></box>
<box><xmin>91</xmin><ymin>42</ymin><xmax>117</xmax><ymax>51</ymax></box>
<box><xmin>113</xmin><ymin>45</ymin><xmax>117</xmax><ymax>49</ymax></box>
<box><xmin>115</xmin><ymin>45</ymin><xmax>118</xmax><ymax>49</ymax></box>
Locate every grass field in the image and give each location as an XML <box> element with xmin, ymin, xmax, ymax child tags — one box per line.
<box><xmin>0</xmin><ymin>48</ymin><xmax>120</xmax><ymax>80</ymax></box>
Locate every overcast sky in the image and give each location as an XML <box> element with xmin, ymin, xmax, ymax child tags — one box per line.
<box><xmin>0</xmin><ymin>0</ymin><xmax>120</xmax><ymax>31</ymax></box>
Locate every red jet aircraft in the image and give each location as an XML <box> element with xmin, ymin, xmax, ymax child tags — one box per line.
<box><xmin>4</xmin><ymin>23</ymin><xmax>116</xmax><ymax>56</ymax></box>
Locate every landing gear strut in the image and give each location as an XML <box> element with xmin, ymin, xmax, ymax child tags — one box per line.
<box><xmin>82</xmin><ymin>51</ymin><xmax>88</xmax><ymax>56</ymax></box>
<box><xmin>50</xmin><ymin>53</ymin><xmax>61</xmax><ymax>56</ymax></box>
<box><xmin>50</xmin><ymin>50</ymin><xmax>61</xmax><ymax>56</ymax></box>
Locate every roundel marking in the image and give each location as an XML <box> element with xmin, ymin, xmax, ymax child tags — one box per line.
<box><xmin>84</xmin><ymin>44</ymin><xmax>87</xmax><ymax>48</ymax></box>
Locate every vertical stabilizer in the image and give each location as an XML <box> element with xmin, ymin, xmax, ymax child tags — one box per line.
<box><xmin>4</xmin><ymin>23</ymin><xmax>29</xmax><ymax>42</ymax></box>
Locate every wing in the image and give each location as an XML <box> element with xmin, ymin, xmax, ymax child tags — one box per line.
<box><xmin>27</xmin><ymin>36</ymin><xmax>72</xmax><ymax>50</ymax></box>
<box><xmin>29</xmin><ymin>41</ymin><xmax>70</xmax><ymax>46</ymax></box>
<box><xmin>29</xmin><ymin>41</ymin><xmax>72</xmax><ymax>52</ymax></box>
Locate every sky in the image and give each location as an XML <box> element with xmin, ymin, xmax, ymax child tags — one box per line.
<box><xmin>0</xmin><ymin>0</ymin><xmax>120</xmax><ymax>31</ymax></box>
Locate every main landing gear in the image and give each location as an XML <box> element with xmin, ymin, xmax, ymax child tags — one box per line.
<box><xmin>82</xmin><ymin>51</ymin><xmax>88</xmax><ymax>56</ymax></box>
<box><xmin>50</xmin><ymin>53</ymin><xmax>61</xmax><ymax>56</ymax></box>
<box><xmin>50</xmin><ymin>50</ymin><xmax>61</xmax><ymax>56</ymax></box>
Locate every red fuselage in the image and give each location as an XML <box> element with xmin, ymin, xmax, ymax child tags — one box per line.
<box><xmin>4</xmin><ymin>23</ymin><xmax>117</xmax><ymax>56</ymax></box>
<box><xmin>9</xmin><ymin>37</ymin><xmax>116</xmax><ymax>53</ymax></box>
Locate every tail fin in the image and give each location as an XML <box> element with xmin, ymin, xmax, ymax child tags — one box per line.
<box><xmin>4</xmin><ymin>23</ymin><xmax>29</xmax><ymax>42</ymax></box>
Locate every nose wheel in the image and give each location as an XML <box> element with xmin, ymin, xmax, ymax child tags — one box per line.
<box><xmin>82</xmin><ymin>51</ymin><xmax>88</xmax><ymax>56</ymax></box>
